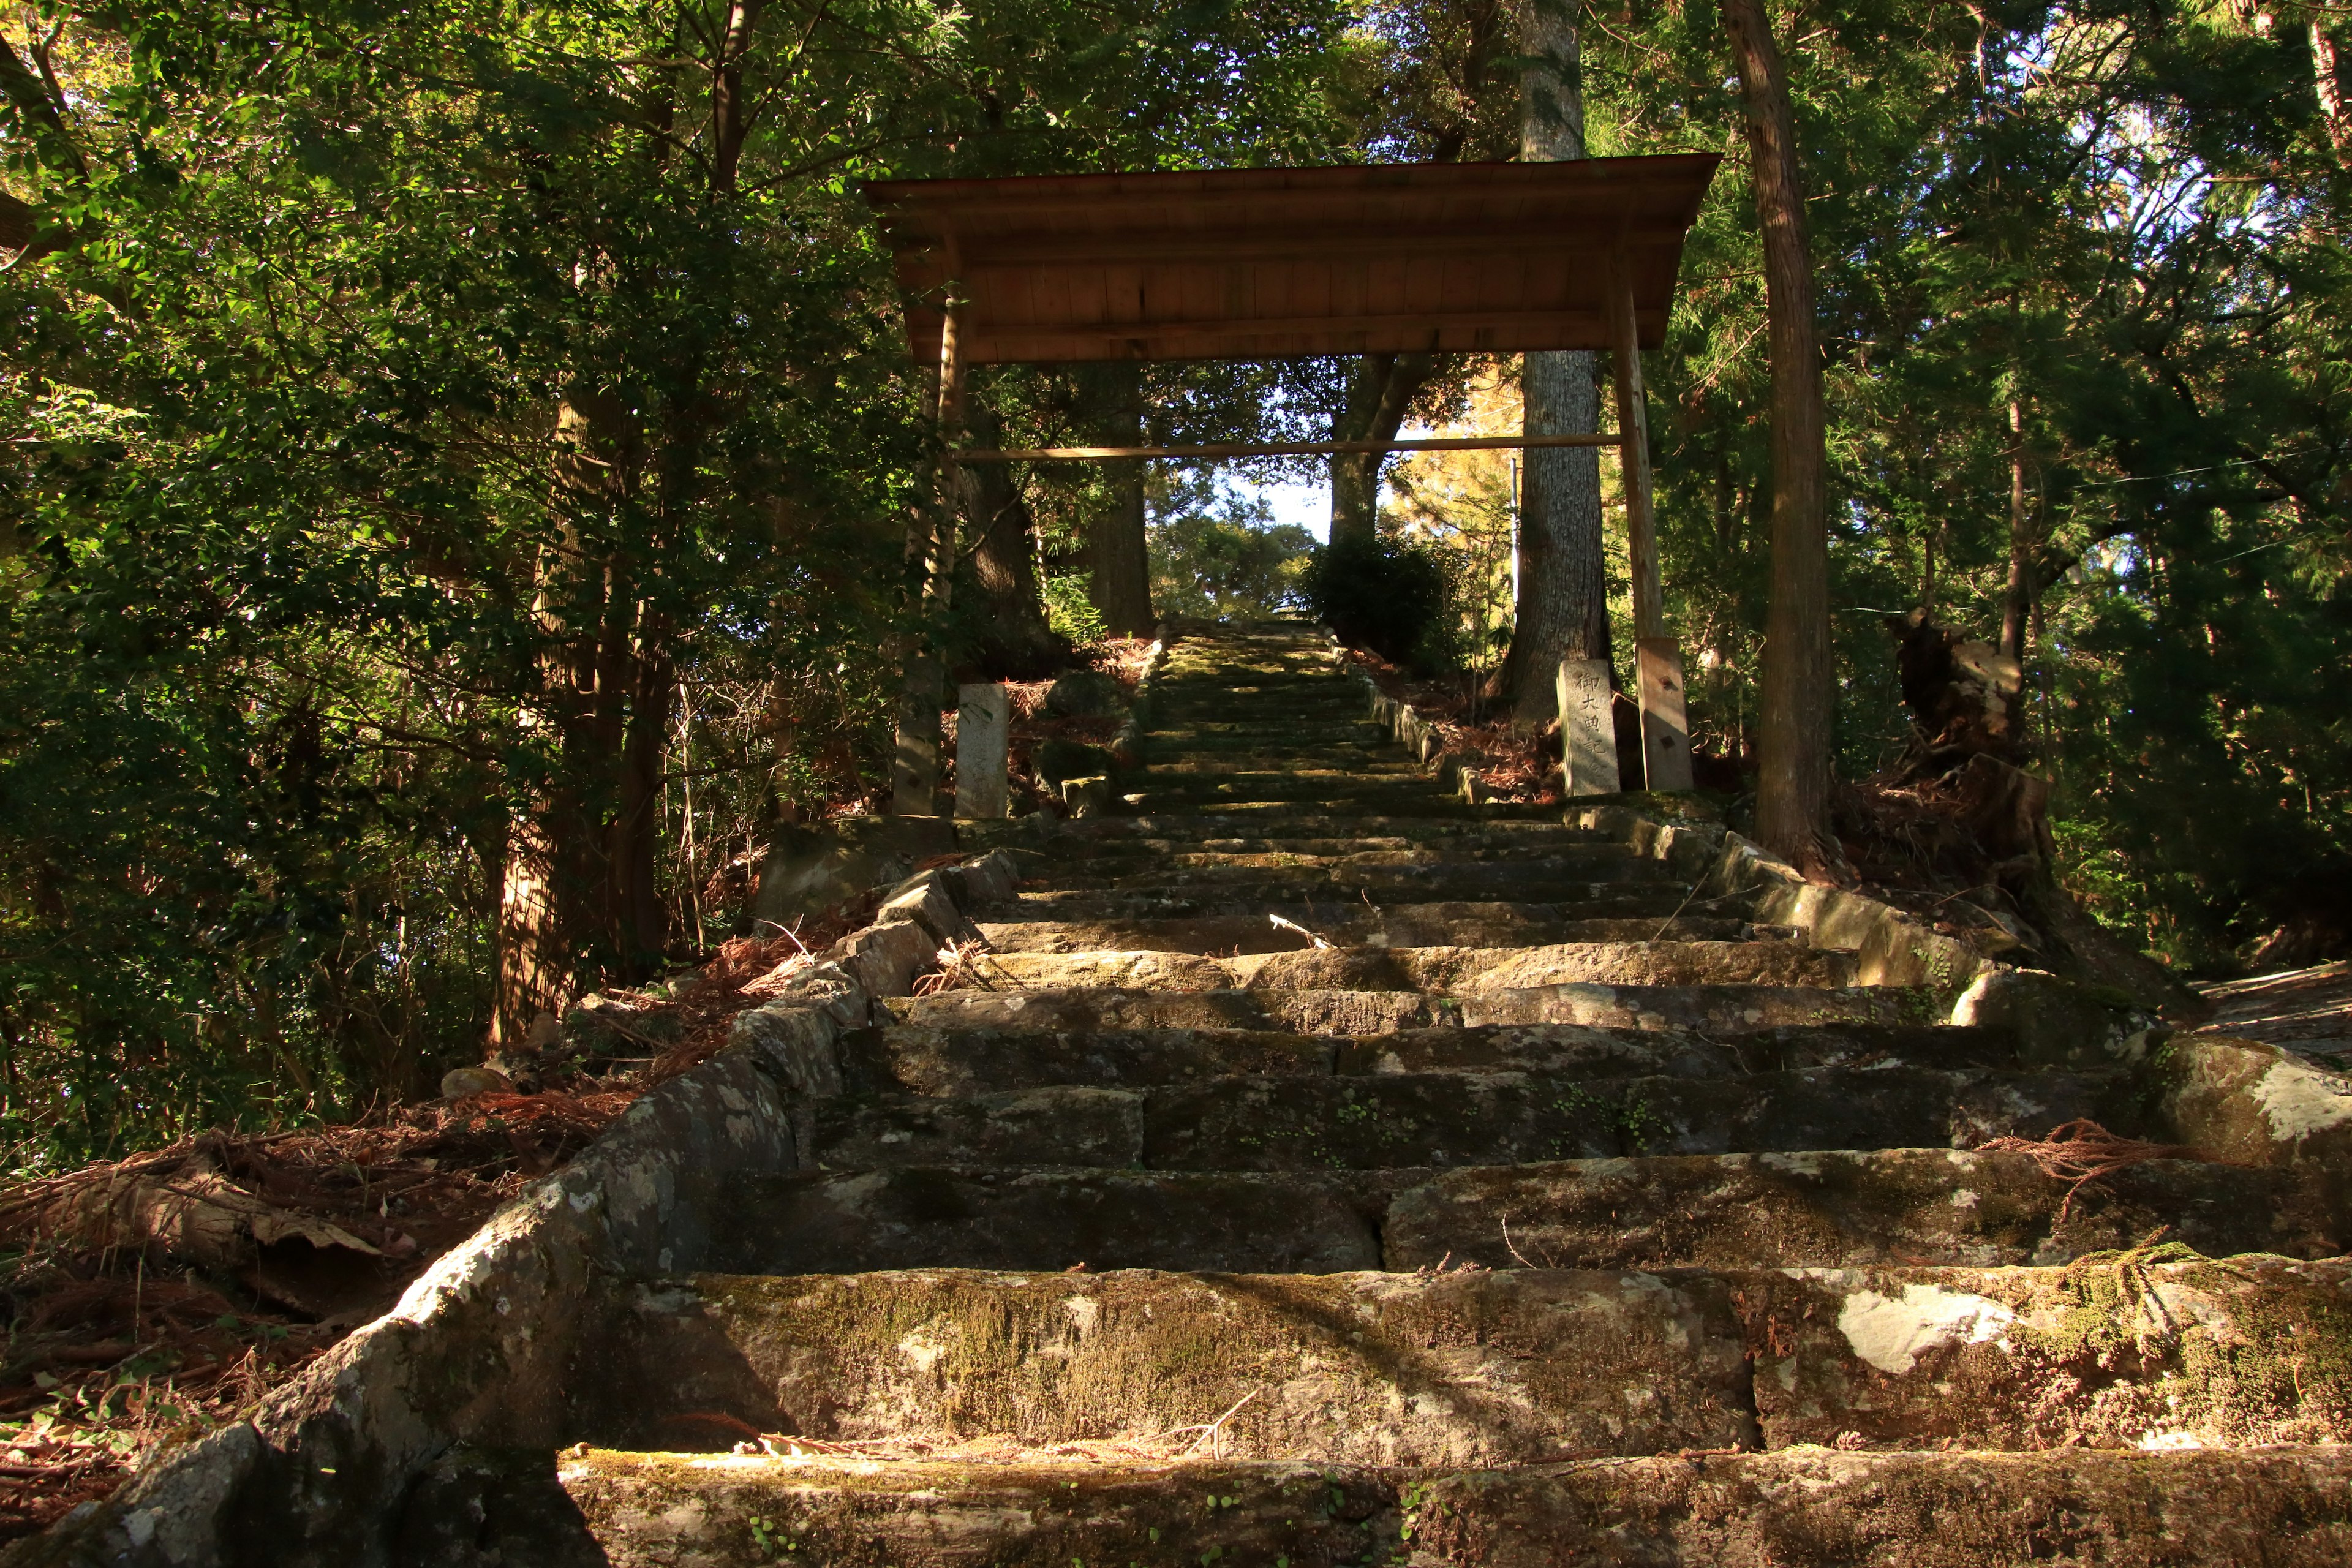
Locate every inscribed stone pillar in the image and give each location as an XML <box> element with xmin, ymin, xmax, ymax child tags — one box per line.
<box><xmin>954</xmin><ymin>683</ymin><xmax>1010</xmax><ymax>820</ymax></box>
<box><xmin>1557</xmin><ymin>657</ymin><xmax>1621</xmax><ymax>797</ymax></box>
<box><xmin>1635</xmin><ymin>638</ymin><xmax>1696</xmax><ymax>792</ymax></box>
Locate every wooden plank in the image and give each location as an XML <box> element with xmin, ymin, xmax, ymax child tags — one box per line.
<box><xmin>1607</xmin><ymin>249</ymin><xmax>1664</xmax><ymax>640</ymax></box>
<box><xmin>951</xmin><ymin>432</ymin><xmax>1627</xmax><ymax>462</ymax></box>
<box><xmin>954</xmin><ymin>225</ymin><xmax>1694</xmax><ymax>267</ymax></box>
<box><xmin>1635</xmin><ymin>638</ymin><xmax>1695</xmax><ymax>793</ymax></box>
<box><xmin>957</xmin><ymin>308</ymin><xmax>1612</xmax><ymax>363</ymax></box>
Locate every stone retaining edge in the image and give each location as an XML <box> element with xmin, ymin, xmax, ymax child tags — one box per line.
<box><xmin>1341</xmin><ymin>648</ymin><xmax>1490</xmax><ymax>804</ymax></box>
<box><xmin>1107</xmin><ymin>624</ymin><xmax>1174</xmax><ymax>773</ymax></box>
<box><xmin>1342</xmin><ymin>666</ymin><xmax>2352</xmax><ymax>1192</ymax></box>
<box><xmin>3</xmin><ymin>851</ymin><xmax>1025</xmax><ymax>1568</ymax></box>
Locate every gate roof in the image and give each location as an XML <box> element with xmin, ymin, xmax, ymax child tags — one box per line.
<box><xmin>864</xmin><ymin>154</ymin><xmax>1719</xmax><ymax>366</ymax></box>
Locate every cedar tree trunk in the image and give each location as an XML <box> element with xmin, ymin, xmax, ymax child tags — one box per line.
<box><xmin>1725</xmin><ymin>0</ymin><xmax>1837</xmax><ymax>872</ymax></box>
<box><xmin>1329</xmin><ymin>352</ymin><xmax>1436</xmax><ymax>547</ymax></box>
<box><xmin>1497</xmin><ymin>4</ymin><xmax>1610</xmax><ymax>725</ymax></box>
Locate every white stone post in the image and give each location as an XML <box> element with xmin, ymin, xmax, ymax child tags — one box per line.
<box><xmin>1557</xmin><ymin>657</ymin><xmax>1621</xmax><ymax>797</ymax></box>
<box><xmin>954</xmin><ymin>682</ymin><xmax>1009</xmax><ymax>819</ymax></box>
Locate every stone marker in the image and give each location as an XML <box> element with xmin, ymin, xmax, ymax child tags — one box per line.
<box><xmin>1635</xmin><ymin>637</ymin><xmax>1695</xmax><ymax>791</ymax></box>
<box><xmin>1556</xmin><ymin>657</ymin><xmax>1619</xmax><ymax>797</ymax></box>
<box><xmin>954</xmin><ymin>682</ymin><xmax>1010</xmax><ymax>819</ymax></box>
<box><xmin>1063</xmin><ymin>775</ymin><xmax>1111</xmax><ymax>818</ymax></box>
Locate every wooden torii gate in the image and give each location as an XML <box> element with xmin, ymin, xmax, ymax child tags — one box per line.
<box><xmin>865</xmin><ymin>153</ymin><xmax>1720</xmax><ymax>813</ymax></box>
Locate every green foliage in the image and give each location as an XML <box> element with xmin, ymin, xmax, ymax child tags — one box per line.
<box><xmin>0</xmin><ymin>0</ymin><xmax>1357</xmax><ymax>1160</ymax></box>
<box><xmin>1300</xmin><ymin>530</ymin><xmax>1448</xmax><ymax>673</ymax></box>
<box><xmin>1148</xmin><ymin>475</ymin><xmax>1313</xmax><ymax>618</ymax></box>
<box><xmin>1041</xmin><ymin>574</ymin><xmax>1110</xmax><ymax>649</ymax></box>
<box><xmin>1576</xmin><ymin>1</ymin><xmax>2352</xmax><ymax>968</ymax></box>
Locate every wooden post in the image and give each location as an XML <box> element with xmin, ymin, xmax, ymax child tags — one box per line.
<box><xmin>892</xmin><ymin>238</ymin><xmax>967</xmax><ymax>816</ymax></box>
<box><xmin>954</xmin><ymin>682</ymin><xmax>1009</xmax><ymax>819</ymax></box>
<box><xmin>1608</xmin><ymin>247</ymin><xmax>1695</xmax><ymax>791</ymax></box>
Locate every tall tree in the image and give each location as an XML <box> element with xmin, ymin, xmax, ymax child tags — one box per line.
<box><xmin>1327</xmin><ymin>0</ymin><xmax>1520</xmax><ymax>542</ymax></box>
<box><xmin>1723</xmin><ymin>0</ymin><xmax>1836</xmax><ymax>872</ymax></box>
<box><xmin>1493</xmin><ymin>0</ymin><xmax>1610</xmax><ymax>726</ymax></box>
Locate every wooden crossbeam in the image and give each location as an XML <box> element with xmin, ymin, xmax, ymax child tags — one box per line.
<box><xmin>950</xmin><ymin>432</ymin><xmax>1626</xmax><ymax>462</ymax></box>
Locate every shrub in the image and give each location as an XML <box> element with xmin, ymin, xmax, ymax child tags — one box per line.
<box><xmin>1040</xmin><ymin>573</ymin><xmax>1109</xmax><ymax>649</ymax></box>
<box><xmin>1300</xmin><ymin>532</ymin><xmax>1449</xmax><ymax>671</ymax></box>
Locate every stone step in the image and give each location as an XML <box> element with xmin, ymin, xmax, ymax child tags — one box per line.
<box><xmin>978</xmin><ymin>909</ymin><xmax>1766</xmax><ymax>955</ymax></box>
<box><xmin>797</xmin><ymin>1065</ymin><xmax>2134</xmax><ymax>1172</ymax></box>
<box><xmin>979</xmin><ymin>940</ymin><xmax>1857</xmax><ymax>993</ymax></box>
<box><xmin>886</xmin><ymin>982</ymin><xmax>1932</xmax><ymax>1036</ymax></box>
<box><xmin>709</xmin><ymin>1150</ymin><xmax>2335</xmax><ymax>1280</ymax></box>
<box><xmin>1134</xmin><ymin>771</ymin><xmax>1471</xmax><ymax>801</ymax></box>
<box><xmin>1385</xmin><ymin>1147</ymin><xmax>2345</xmax><ymax>1270</ymax></box>
<box><xmin>1003</xmin><ymin>824</ymin><xmax>1616</xmax><ymax>860</ymax></box>
<box><xmin>845</xmin><ymin>1021</ymin><xmax>2024</xmax><ymax>1098</ymax></box>
<box><xmin>1033</xmin><ymin>856</ymin><xmax>1676</xmax><ymax>897</ymax></box>
<box><xmin>1011</xmin><ymin>840</ymin><xmax>1624</xmax><ymax>872</ymax></box>
<box><xmin>886</xmin><ymin>984</ymin><xmax>1463</xmax><ymax>1035</ymax></box>
<box><xmin>715</xmin><ymin>1166</ymin><xmax>1396</xmax><ymax>1275</ymax></box>
<box><xmin>554</xmin><ymin>1448</ymin><xmax>2352</xmax><ymax>1567</ymax></box>
<box><xmin>981</xmin><ymin>886</ymin><xmax>1725</xmax><ymax>924</ymax></box>
<box><xmin>1143</xmin><ymin>723</ymin><xmax>1390</xmax><ymax>746</ymax></box>
<box><xmin>567</xmin><ymin>1254</ymin><xmax>2351</xmax><ymax>1462</ymax></box>
<box><xmin>1124</xmin><ymin>795</ymin><xmax>1564</xmax><ymax>821</ymax></box>
<box><xmin>987</xmin><ymin>813</ymin><xmax>1607</xmax><ymax>845</ymax></box>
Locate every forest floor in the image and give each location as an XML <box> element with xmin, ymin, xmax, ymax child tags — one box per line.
<box><xmin>0</xmin><ymin>919</ymin><xmax>866</xmax><ymax>1539</ymax></box>
<box><xmin>0</xmin><ymin>638</ymin><xmax>1159</xmax><ymax>1540</ymax></box>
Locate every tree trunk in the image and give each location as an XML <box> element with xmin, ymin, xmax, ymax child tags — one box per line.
<box><xmin>605</xmin><ymin>630</ymin><xmax>674</xmax><ymax>976</ymax></box>
<box><xmin>2315</xmin><ymin>23</ymin><xmax>2352</xmax><ymax>160</ymax></box>
<box><xmin>1725</xmin><ymin>0</ymin><xmax>1837</xmax><ymax>874</ymax></box>
<box><xmin>2000</xmin><ymin>394</ymin><xmax>2031</xmax><ymax>662</ymax></box>
<box><xmin>1496</xmin><ymin>353</ymin><xmax>1611</xmax><ymax>722</ymax></box>
<box><xmin>1496</xmin><ymin>3</ymin><xmax>1608</xmax><ymax>727</ymax></box>
<box><xmin>1087</xmin><ymin>385</ymin><xmax>1155</xmax><ymax>636</ymax></box>
<box><xmin>1328</xmin><ymin>352</ymin><xmax>1435</xmax><ymax>546</ymax></box>
<box><xmin>494</xmin><ymin>393</ymin><xmax>631</xmax><ymax>1044</ymax></box>
<box><xmin>961</xmin><ymin>404</ymin><xmax>1068</xmax><ymax>676</ymax></box>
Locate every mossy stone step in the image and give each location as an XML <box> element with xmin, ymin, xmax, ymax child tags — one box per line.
<box><xmin>571</xmin><ymin>1266</ymin><xmax>1756</xmax><ymax>1462</ymax></box>
<box><xmin>568</xmin><ymin>1256</ymin><xmax>2352</xmax><ymax>1461</ymax></box>
<box><xmin>845</xmin><ymin>1021</ymin><xmax>2024</xmax><ymax>1098</ymax></box>
<box><xmin>884</xmin><ymin>981</ymin><xmax>1937</xmax><ymax>1037</ymax></box>
<box><xmin>981</xmin><ymin>886</ymin><xmax>1717</xmax><ymax>925</ymax></box>
<box><xmin>1124</xmin><ymin>794</ymin><xmax>1564</xmax><ymax>821</ymax></box>
<box><xmin>708</xmin><ymin>1152</ymin><xmax>2335</xmax><ymax>1280</ymax></box>
<box><xmin>979</xmin><ymin>938</ymin><xmax>1857</xmax><ymax>993</ymax></box>
<box><xmin>1384</xmin><ymin>1147</ymin><xmax>2345</xmax><ymax>1270</ymax></box>
<box><xmin>977</xmin><ymin>909</ymin><xmax>1762</xmax><ymax>956</ymax></box>
<box><xmin>798</xmin><ymin>1063</ymin><xmax>2133</xmax><ymax>1172</ymax></box>
<box><xmin>540</xmin><ymin>1448</ymin><xmax>2352</xmax><ymax>1568</ymax></box>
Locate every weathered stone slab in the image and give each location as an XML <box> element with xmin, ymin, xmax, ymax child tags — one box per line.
<box><xmin>570</xmin><ymin>1267</ymin><xmax>1755</xmax><ymax>1463</ymax></box>
<box><xmin>953</xmin><ymin>681</ymin><xmax>1010</xmax><ymax>819</ymax></box>
<box><xmin>801</xmin><ymin>1085</ymin><xmax>1143</xmax><ymax>1170</ymax></box>
<box><xmin>710</xmin><ymin>1167</ymin><xmax>1398</xmax><ymax>1276</ymax></box>
<box><xmin>979</xmin><ymin>910</ymin><xmax>1759</xmax><ymax>956</ymax></box>
<box><xmin>1463</xmin><ymin>982</ymin><xmax>1937</xmax><ymax>1033</ymax></box>
<box><xmin>555</xmin><ymin>1449</ymin><xmax>2352</xmax><ymax>1568</ymax></box>
<box><xmin>1140</xmin><ymin>1066</ymin><xmax>2132</xmax><ymax>1171</ymax></box>
<box><xmin>1384</xmin><ymin>1148</ymin><xmax>2344</xmax><ymax>1272</ymax></box>
<box><xmin>844</xmin><ymin>1024</ymin><xmax>1336</xmax><ymax>1096</ymax></box>
<box><xmin>889</xmin><ymin>986</ymin><xmax>1461</xmax><ymax>1035</ymax></box>
<box><xmin>1557</xmin><ymin>655</ymin><xmax>1619</xmax><ymax>797</ymax></box>
<box><xmin>1740</xmin><ymin>1255</ymin><xmax>2352</xmax><ymax>1452</ymax></box>
<box><xmin>1408</xmin><ymin>1448</ymin><xmax>2352</xmax><ymax>1567</ymax></box>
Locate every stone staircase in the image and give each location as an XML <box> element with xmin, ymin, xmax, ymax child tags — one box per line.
<box><xmin>528</xmin><ymin>620</ymin><xmax>2352</xmax><ymax>1564</ymax></box>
